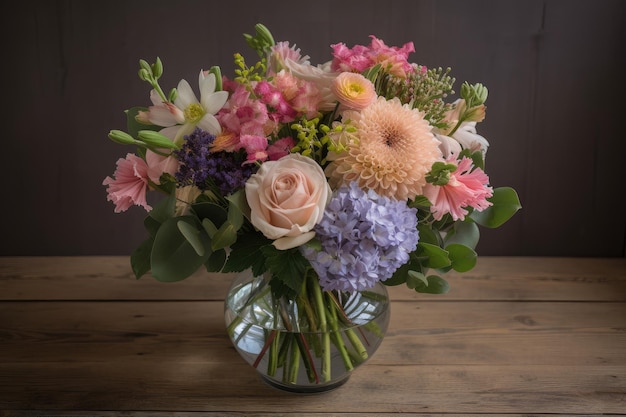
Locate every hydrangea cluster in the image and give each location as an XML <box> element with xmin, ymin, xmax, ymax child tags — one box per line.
<box><xmin>175</xmin><ymin>128</ymin><xmax>257</xmax><ymax>195</ymax></box>
<box><xmin>302</xmin><ymin>182</ymin><xmax>419</xmax><ymax>292</ymax></box>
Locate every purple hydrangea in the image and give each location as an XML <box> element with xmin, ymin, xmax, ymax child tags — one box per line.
<box><xmin>175</xmin><ymin>128</ymin><xmax>257</xmax><ymax>195</ymax></box>
<box><xmin>301</xmin><ymin>181</ymin><xmax>419</xmax><ymax>292</ymax></box>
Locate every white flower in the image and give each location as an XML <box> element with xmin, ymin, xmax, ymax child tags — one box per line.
<box><xmin>142</xmin><ymin>71</ymin><xmax>229</xmax><ymax>145</ymax></box>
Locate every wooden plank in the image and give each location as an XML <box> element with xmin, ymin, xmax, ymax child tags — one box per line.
<box><xmin>0</xmin><ymin>362</ymin><xmax>623</xmax><ymax>414</ymax></box>
<box><xmin>1</xmin><ymin>257</ymin><xmax>625</xmax><ymax>301</ymax></box>
<box><xmin>2</xmin><ymin>300</ymin><xmax>625</xmax><ymax>366</ymax></box>
<box><xmin>0</xmin><ymin>410</ymin><xmax>603</xmax><ymax>417</ymax></box>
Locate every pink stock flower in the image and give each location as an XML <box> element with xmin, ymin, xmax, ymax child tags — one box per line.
<box><xmin>102</xmin><ymin>153</ymin><xmax>152</xmax><ymax>213</ymax></box>
<box><xmin>331</xmin><ymin>36</ymin><xmax>415</xmax><ymax>78</ymax></box>
<box><xmin>423</xmin><ymin>157</ymin><xmax>493</xmax><ymax>221</ymax></box>
<box><xmin>368</xmin><ymin>36</ymin><xmax>415</xmax><ymax>78</ymax></box>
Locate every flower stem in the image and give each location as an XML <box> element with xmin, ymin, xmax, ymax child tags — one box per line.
<box><xmin>310</xmin><ymin>274</ymin><xmax>331</xmax><ymax>382</ymax></box>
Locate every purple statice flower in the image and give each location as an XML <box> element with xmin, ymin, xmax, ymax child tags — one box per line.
<box><xmin>175</xmin><ymin>128</ymin><xmax>257</xmax><ymax>195</ymax></box>
<box><xmin>301</xmin><ymin>181</ymin><xmax>419</xmax><ymax>292</ymax></box>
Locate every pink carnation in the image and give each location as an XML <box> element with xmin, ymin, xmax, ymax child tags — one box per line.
<box><xmin>103</xmin><ymin>153</ymin><xmax>152</xmax><ymax>213</ymax></box>
<box><xmin>423</xmin><ymin>157</ymin><xmax>493</xmax><ymax>221</ymax></box>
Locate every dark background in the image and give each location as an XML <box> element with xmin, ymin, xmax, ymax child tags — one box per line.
<box><xmin>2</xmin><ymin>0</ymin><xmax>625</xmax><ymax>257</ymax></box>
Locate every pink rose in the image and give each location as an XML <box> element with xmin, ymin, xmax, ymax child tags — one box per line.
<box><xmin>245</xmin><ymin>154</ymin><xmax>331</xmax><ymax>250</ymax></box>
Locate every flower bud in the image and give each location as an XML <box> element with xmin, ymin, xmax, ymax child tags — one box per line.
<box><xmin>138</xmin><ymin>130</ymin><xmax>179</xmax><ymax>149</ymax></box>
<box><xmin>108</xmin><ymin>130</ymin><xmax>142</xmax><ymax>146</ymax></box>
<box><xmin>152</xmin><ymin>57</ymin><xmax>163</xmax><ymax>79</ymax></box>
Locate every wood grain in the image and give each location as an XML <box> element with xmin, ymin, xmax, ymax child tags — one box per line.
<box><xmin>0</xmin><ymin>256</ymin><xmax>624</xmax><ymax>415</ymax></box>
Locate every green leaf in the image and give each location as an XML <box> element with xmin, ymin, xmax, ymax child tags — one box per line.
<box><xmin>130</xmin><ymin>237</ymin><xmax>154</xmax><ymax>279</ymax></box>
<box><xmin>226</xmin><ymin>189</ymin><xmax>251</xmax><ymax>222</ymax></box>
<box><xmin>227</xmin><ymin>201</ymin><xmax>244</xmax><ymax>230</ymax></box>
<box><xmin>201</xmin><ymin>218</ymin><xmax>219</xmax><ymax>238</ymax></box>
<box><xmin>412</xmin><ymin>275</ymin><xmax>450</xmax><ymax>294</ymax></box>
<box><xmin>384</xmin><ymin>260</ymin><xmax>419</xmax><ymax>286</ymax></box>
<box><xmin>446</xmin><ymin>243</ymin><xmax>477</xmax><ymax>272</ymax></box>
<box><xmin>444</xmin><ymin>220</ymin><xmax>480</xmax><ymax>249</ymax></box>
<box><xmin>417</xmin><ymin>242</ymin><xmax>451</xmax><ymax>269</ymax></box>
<box><xmin>417</xmin><ymin>224</ymin><xmax>441</xmax><ymax>246</ymax></box>
<box><xmin>205</xmin><ymin>249</ymin><xmax>227</xmax><ymax>272</ymax></box>
<box><xmin>406</xmin><ymin>270</ymin><xmax>428</xmax><ymax>289</ymax></box>
<box><xmin>150</xmin><ymin>216</ymin><xmax>210</xmax><ymax>282</ymax></box>
<box><xmin>222</xmin><ymin>231</ymin><xmax>271</xmax><ymax>275</ymax></box>
<box><xmin>191</xmin><ymin>202</ymin><xmax>228</xmax><ymax>227</ymax></box>
<box><xmin>261</xmin><ymin>245</ymin><xmax>308</xmax><ymax>298</ymax></box>
<box><xmin>470</xmin><ymin>187</ymin><xmax>521</xmax><ymax>228</ymax></box>
<box><xmin>211</xmin><ymin>221</ymin><xmax>238</xmax><ymax>251</ymax></box>
<box><xmin>144</xmin><ymin>194</ymin><xmax>175</xmax><ymax>237</ymax></box>
<box><xmin>177</xmin><ymin>220</ymin><xmax>206</xmax><ymax>257</ymax></box>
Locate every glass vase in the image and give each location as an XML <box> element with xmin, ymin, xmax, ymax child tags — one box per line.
<box><xmin>224</xmin><ymin>269</ymin><xmax>390</xmax><ymax>393</ymax></box>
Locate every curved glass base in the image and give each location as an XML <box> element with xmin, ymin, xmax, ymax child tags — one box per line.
<box><xmin>260</xmin><ymin>373</ymin><xmax>350</xmax><ymax>394</ymax></box>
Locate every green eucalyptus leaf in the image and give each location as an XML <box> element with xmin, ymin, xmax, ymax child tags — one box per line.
<box><xmin>226</xmin><ymin>189</ymin><xmax>251</xmax><ymax>224</ymax></box>
<box><xmin>144</xmin><ymin>194</ymin><xmax>176</xmax><ymax>237</ymax></box>
<box><xmin>205</xmin><ymin>249</ymin><xmax>227</xmax><ymax>272</ymax></box>
<box><xmin>470</xmin><ymin>187</ymin><xmax>521</xmax><ymax>228</ymax></box>
<box><xmin>227</xmin><ymin>201</ymin><xmax>244</xmax><ymax>230</ymax></box>
<box><xmin>212</xmin><ymin>221</ymin><xmax>238</xmax><ymax>251</ymax></box>
<box><xmin>151</xmin><ymin>216</ymin><xmax>210</xmax><ymax>282</ymax></box>
<box><xmin>417</xmin><ymin>224</ymin><xmax>441</xmax><ymax>246</ymax></box>
<box><xmin>412</xmin><ymin>275</ymin><xmax>450</xmax><ymax>294</ymax></box>
<box><xmin>130</xmin><ymin>237</ymin><xmax>154</xmax><ymax>279</ymax></box>
<box><xmin>191</xmin><ymin>202</ymin><xmax>228</xmax><ymax>228</ymax></box>
<box><xmin>202</xmin><ymin>218</ymin><xmax>218</xmax><ymax>238</ymax></box>
<box><xmin>444</xmin><ymin>220</ymin><xmax>480</xmax><ymax>249</ymax></box>
<box><xmin>406</xmin><ymin>270</ymin><xmax>428</xmax><ymax>289</ymax></box>
<box><xmin>417</xmin><ymin>242</ymin><xmax>451</xmax><ymax>269</ymax></box>
<box><xmin>177</xmin><ymin>220</ymin><xmax>206</xmax><ymax>257</ymax></box>
<box><xmin>446</xmin><ymin>243</ymin><xmax>477</xmax><ymax>272</ymax></box>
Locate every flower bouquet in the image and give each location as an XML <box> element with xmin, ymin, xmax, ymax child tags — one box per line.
<box><xmin>104</xmin><ymin>23</ymin><xmax>521</xmax><ymax>391</ymax></box>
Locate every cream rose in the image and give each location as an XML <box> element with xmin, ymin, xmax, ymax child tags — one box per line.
<box><xmin>245</xmin><ymin>154</ymin><xmax>331</xmax><ymax>250</ymax></box>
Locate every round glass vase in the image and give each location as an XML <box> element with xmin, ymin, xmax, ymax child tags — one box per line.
<box><xmin>224</xmin><ymin>269</ymin><xmax>390</xmax><ymax>393</ymax></box>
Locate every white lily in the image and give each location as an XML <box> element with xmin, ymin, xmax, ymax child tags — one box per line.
<box><xmin>143</xmin><ymin>71</ymin><xmax>229</xmax><ymax>145</ymax></box>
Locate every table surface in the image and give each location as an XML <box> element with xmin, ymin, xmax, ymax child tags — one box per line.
<box><xmin>1</xmin><ymin>256</ymin><xmax>625</xmax><ymax>416</ymax></box>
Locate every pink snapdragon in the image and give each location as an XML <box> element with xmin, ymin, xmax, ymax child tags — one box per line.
<box><xmin>102</xmin><ymin>153</ymin><xmax>152</xmax><ymax>213</ymax></box>
<box><xmin>423</xmin><ymin>157</ymin><xmax>493</xmax><ymax>221</ymax></box>
<box><xmin>331</xmin><ymin>36</ymin><xmax>415</xmax><ymax>78</ymax></box>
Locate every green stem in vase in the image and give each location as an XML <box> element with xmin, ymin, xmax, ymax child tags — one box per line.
<box><xmin>326</xmin><ymin>292</ymin><xmax>354</xmax><ymax>371</ymax></box>
<box><xmin>287</xmin><ymin>336</ymin><xmax>301</xmax><ymax>384</ymax></box>
<box><xmin>310</xmin><ymin>274</ymin><xmax>331</xmax><ymax>382</ymax></box>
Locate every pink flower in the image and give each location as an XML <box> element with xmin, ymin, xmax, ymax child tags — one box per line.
<box><xmin>103</xmin><ymin>153</ymin><xmax>152</xmax><ymax>213</ymax></box>
<box><xmin>368</xmin><ymin>36</ymin><xmax>415</xmax><ymax>78</ymax></box>
<box><xmin>330</xmin><ymin>36</ymin><xmax>415</xmax><ymax>78</ymax></box>
<box><xmin>422</xmin><ymin>157</ymin><xmax>493</xmax><ymax>221</ymax></box>
<box><xmin>245</xmin><ymin>154</ymin><xmax>331</xmax><ymax>250</ymax></box>
<box><xmin>331</xmin><ymin>43</ymin><xmax>371</xmax><ymax>73</ymax></box>
<box><xmin>267</xmin><ymin>137</ymin><xmax>295</xmax><ymax>160</ymax></box>
<box><xmin>145</xmin><ymin>149</ymin><xmax>179</xmax><ymax>184</ymax></box>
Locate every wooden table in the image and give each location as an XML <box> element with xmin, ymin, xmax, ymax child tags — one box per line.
<box><xmin>1</xmin><ymin>256</ymin><xmax>625</xmax><ymax>416</ymax></box>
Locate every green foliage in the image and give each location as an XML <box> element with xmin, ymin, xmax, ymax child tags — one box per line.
<box><xmin>470</xmin><ymin>187</ymin><xmax>522</xmax><ymax>228</ymax></box>
<box><xmin>151</xmin><ymin>216</ymin><xmax>211</xmax><ymax>282</ymax></box>
<box><xmin>261</xmin><ymin>245</ymin><xmax>310</xmax><ymax>299</ymax></box>
<box><xmin>222</xmin><ymin>230</ymin><xmax>271</xmax><ymax>276</ymax></box>
<box><xmin>408</xmin><ymin>273</ymin><xmax>450</xmax><ymax>294</ymax></box>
